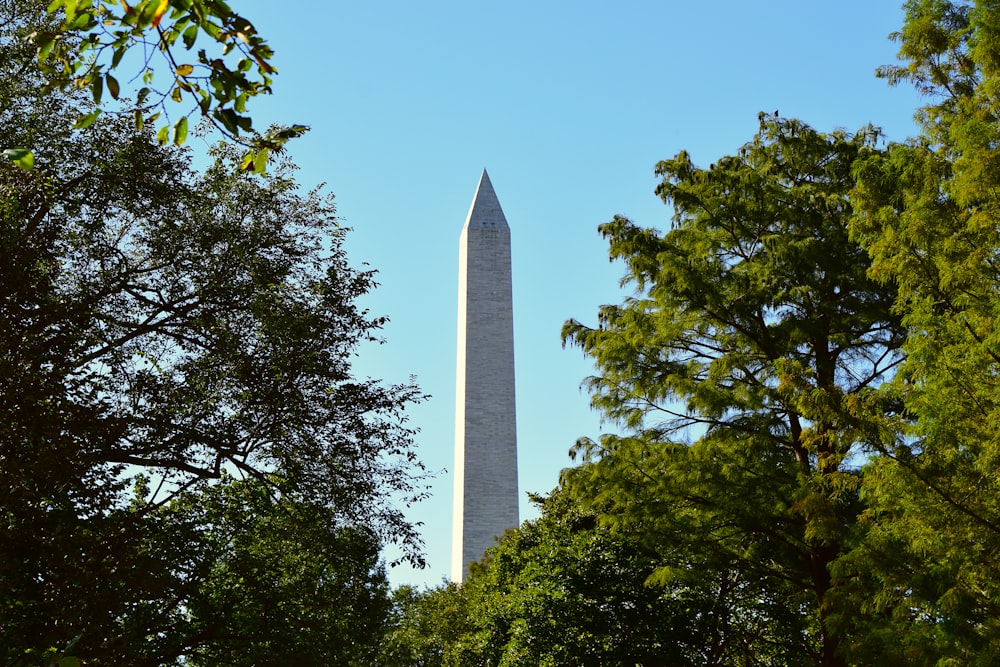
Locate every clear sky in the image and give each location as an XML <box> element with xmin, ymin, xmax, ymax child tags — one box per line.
<box><xmin>222</xmin><ymin>0</ymin><xmax>924</xmax><ymax>588</ymax></box>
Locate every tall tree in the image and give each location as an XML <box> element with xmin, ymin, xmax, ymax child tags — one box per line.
<box><xmin>847</xmin><ymin>0</ymin><xmax>1000</xmax><ymax>659</ymax></box>
<box><xmin>1</xmin><ymin>5</ymin><xmax>425</xmax><ymax>662</ymax></box>
<box><xmin>562</xmin><ymin>116</ymin><xmax>903</xmax><ymax>666</ymax></box>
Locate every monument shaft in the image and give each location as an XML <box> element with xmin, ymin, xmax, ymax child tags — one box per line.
<box><xmin>452</xmin><ymin>170</ymin><xmax>518</xmax><ymax>582</ymax></box>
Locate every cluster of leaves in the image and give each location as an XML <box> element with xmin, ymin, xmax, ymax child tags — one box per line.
<box><xmin>843</xmin><ymin>0</ymin><xmax>1000</xmax><ymax>661</ymax></box>
<box><xmin>1</xmin><ymin>4</ymin><xmax>425</xmax><ymax>663</ymax></box>
<box><xmin>8</xmin><ymin>0</ymin><xmax>306</xmax><ymax>172</ymax></box>
<box><xmin>382</xmin><ymin>490</ymin><xmax>810</xmax><ymax>666</ymax></box>
<box><xmin>144</xmin><ymin>476</ymin><xmax>394</xmax><ymax>666</ymax></box>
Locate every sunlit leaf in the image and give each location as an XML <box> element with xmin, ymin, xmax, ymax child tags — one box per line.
<box><xmin>73</xmin><ymin>108</ymin><xmax>101</xmax><ymax>129</ymax></box>
<box><xmin>70</xmin><ymin>11</ymin><xmax>93</xmax><ymax>30</ymax></box>
<box><xmin>3</xmin><ymin>148</ymin><xmax>35</xmax><ymax>171</ymax></box>
<box><xmin>172</xmin><ymin>116</ymin><xmax>188</xmax><ymax>145</ymax></box>
<box><xmin>239</xmin><ymin>150</ymin><xmax>254</xmax><ymax>171</ymax></box>
<box><xmin>62</xmin><ymin>0</ymin><xmax>79</xmax><ymax>23</ymax></box>
<box><xmin>150</xmin><ymin>0</ymin><xmax>169</xmax><ymax>28</ymax></box>
<box><xmin>253</xmin><ymin>148</ymin><xmax>268</xmax><ymax>173</ymax></box>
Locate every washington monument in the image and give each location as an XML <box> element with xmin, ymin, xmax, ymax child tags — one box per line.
<box><xmin>451</xmin><ymin>169</ymin><xmax>519</xmax><ymax>582</ymax></box>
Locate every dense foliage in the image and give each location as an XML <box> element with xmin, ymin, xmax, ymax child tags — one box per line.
<box><xmin>558</xmin><ymin>117</ymin><xmax>902</xmax><ymax>667</ymax></box>
<box><xmin>846</xmin><ymin>0</ymin><xmax>1000</xmax><ymax>660</ymax></box>
<box><xmin>382</xmin><ymin>491</ymin><xmax>735</xmax><ymax>666</ymax></box>
<box><xmin>11</xmin><ymin>0</ymin><xmax>1000</xmax><ymax>664</ymax></box>
<box><xmin>1</xmin><ymin>4</ymin><xmax>424</xmax><ymax>664</ymax></box>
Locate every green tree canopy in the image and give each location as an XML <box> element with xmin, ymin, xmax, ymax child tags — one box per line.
<box><xmin>562</xmin><ymin>116</ymin><xmax>903</xmax><ymax>666</ymax></box>
<box><xmin>1</xmin><ymin>4</ymin><xmax>425</xmax><ymax>661</ymax></box>
<box><xmin>845</xmin><ymin>0</ymin><xmax>1000</xmax><ymax>659</ymax></box>
<box><xmin>383</xmin><ymin>489</ymin><xmax>772</xmax><ymax>666</ymax></box>
<box><xmin>155</xmin><ymin>476</ymin><xmax>393</xmax><ymax>666</ymax></box>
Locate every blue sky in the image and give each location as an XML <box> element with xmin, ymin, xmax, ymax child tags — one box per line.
<box><xmin>222</xmin><ymin>1</ymin><xmax>924</xmax><ymax>588</ymax></box>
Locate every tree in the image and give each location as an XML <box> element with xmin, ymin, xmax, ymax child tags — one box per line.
<box><xmin>380</xmin><ymin>582</ymin><xmax>478</xmax><ymax>666</ymax></box>
<box><xmin>158</xmin><ymin>476</ymin><xmax>393</xmax><ymax>666</ymax></box>
<box><xmin>1</xmin><ymin>5</ymin><xmax>425</xmax><ymax>661</ymax></box>
<box><xmin>561</xmin><ymin>116</ymin><xmax>904</xmax><ymax>666</ymax></box>
<box><xmin>845</xmin><ymin>0</ymin><xmax>1000</xmax><ymax>660</ymax></box>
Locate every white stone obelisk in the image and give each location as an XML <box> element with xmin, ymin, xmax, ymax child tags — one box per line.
<box><xmin>451</xmin><ymin>169</ymin><xmax>518</xmax><ymax>582</ymax></box>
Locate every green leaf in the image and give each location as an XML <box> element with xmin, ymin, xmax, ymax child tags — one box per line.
<box><xmin>111</xmin><ymin>45</ymin><xmax>126</xmax><ymax>69</ymax></box>
<box><xmin>197</xmin><ymin>89</ymin><xmax>211</xmax><ymax>114</ymax></box>
<box><xmin>172</xmin><ymin>116</ymin><xmax>188</xmax><ymax>145</ymax></box>
<box><xmin>156</xmin><ymin>124</ymin><xmax>169</xmax><ymax>145</ymax></box>
<box><xmin>63</xmin><ymin>0</ymin><xmax>79</xmax><ymax>23</ymax></box>
<box><xmin>106</xmin><ymin>73</ymin><xmax>120</xmax><ymax>100</ymax></box>
<box><xmin>133</xmin><ymin>109</ymin><xmax>144</xmax><ymax>130</ymax></box>
<box><xmin>215</xmin><ymin>108</ymin><xmax>238</xmax><ymax>134</ymax></box>
<box><xmin>91</xmin><ymin>74</ymin><xmax>103</xmax><ymax>104</ymax></box>
<box><xmin>3</xmin><ymin>148</ymin><xmax>35</xmax><ymax>171</ymax></box>
<box><xmin>182</xmin><ymin>23</ymin><xmax>198</xmax><ymax>49</ymax></box>
<box><xmin>32</xmin><ymin>32</ymin><xmax>56</xmax><ymax>62</ymax></box>
<box><xmin>70</xmin><ymin>11</ymin><xmax>93</xmax><ymax>30</ymax></box>
<box><xmin>73</xmin><ymin>109</ymin><xmax>101</xmax><ymax>129</ymax></box>
<box><xmin>253</xmin><ymin>148</ymin><xmax>268</xmax><ymax>173</ymax></box>
<box><xmin>202</xmin><ymin>20</ymin><xmax>223</xmax><ymax>41</ymax></box>
<box><xmin>176</xmin><ymin>64</ymin><xmax>194</xmax><ymax>76</ymax></box>
<box><xmin>239</xmin><ymin>150</ymin><xmax>255</xmax><ymax>171</ymax></box>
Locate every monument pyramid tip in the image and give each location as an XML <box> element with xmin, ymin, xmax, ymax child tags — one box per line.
<box><xmin>464</xmin><ymin>168</ymin><xmax>508</xmax><ymax>229</ymax></box>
